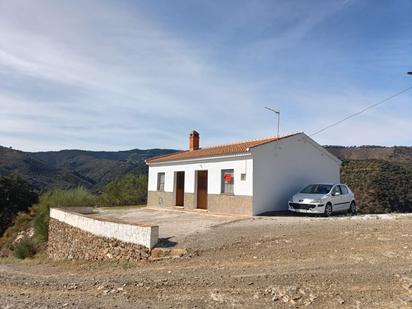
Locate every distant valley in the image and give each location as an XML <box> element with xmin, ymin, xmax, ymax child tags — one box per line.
<box><xmin>0</xmin><ymin>146</ymin><xmax>176</xmax><ymax>191</ymax></box>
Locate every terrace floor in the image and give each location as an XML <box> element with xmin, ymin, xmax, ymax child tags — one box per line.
<box><xmin>88</xmin><ymin>206</ymin><xmax>242</xmax><ymax>247</ymax></box>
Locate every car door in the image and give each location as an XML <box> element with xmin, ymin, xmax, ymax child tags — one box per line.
<box><xmin>331</xmin><ymin>185</ymin><xmax>343</xmax><ymax>211</ymax></box>
<box><xmin>339</xmin><ymin>185</ymin><xmax>351</xmax><ymax>211</ymax></box>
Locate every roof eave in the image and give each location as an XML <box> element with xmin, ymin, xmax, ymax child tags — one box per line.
<box><xmin>146</xmin><ymin>152</ymin><xmax>252</xmax><ymax>166</ymax></box>
<box><xmin>248</xmin><ymin>132</ymin><xmax>303</xmax><ymax>150</ymax></box>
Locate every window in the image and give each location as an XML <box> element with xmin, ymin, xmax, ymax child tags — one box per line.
<box><xmin>157</xmin><ymin>172</ymin><xmax>165</xmax><ymax>191</ymax></box>
<box><xmin>331</xmin><ymin>185</ymin><xmax>342</xmax><ymax>196</ymax></box>
<box><xmin>221</xmin><ymin>169</ymin><xmax>234</xmax><ymax>194</ymax></box>
<box><xmin>339</xmin><ymin>185</ymin><xmax>349</xmax><ymax>194</ymax></box>
<box><xmin>300</xmin><ymin>184</ymin><xmax>332</xmax><ymax>194</ymax></box>
<box><xmin>241</xmin><ymin>173</ymin><xmax>246</xmax><ymax>181</ymax></box>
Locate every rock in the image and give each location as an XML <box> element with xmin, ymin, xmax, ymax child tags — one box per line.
<box><xmin>210</xmin><ymin>292</ymin><xmax>224</xmax><ymax>303</ymax></box>
<box><xmin>401</xmin><ymin>276</ymin><xmax>412</xmax><ymax>291</ymax></box>
<box><xmin>399</xmin><ymin>295</ymin><xmax>412</xmax><ymax>305</ymax></box>
<box><xmin>67</xmin><ymin>283</ymin><xmax>78</xmax><ymax>290</ymax></box>
<box><xmin>304</xmin><ymin>300</ymin><xmax>312</xmax><ymax>306</ymax></box>
<box><xmin>335</xmin><ymin>296</ymin><xmax>345</xmax><ymax>304</ymax></box>
<box><xmin>150</xmin><ymin>248</ymin><xmax>187</xmax><ymax>260</ymax></box>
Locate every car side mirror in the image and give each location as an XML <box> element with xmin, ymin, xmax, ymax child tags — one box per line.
<box><xmin>333</xmin><ymin>192</ymin><xmax>340</xmax><ymax>196</ymax></box>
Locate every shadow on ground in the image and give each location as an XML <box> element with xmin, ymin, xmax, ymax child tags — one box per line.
<box><xmin>155</xmin><ymin>237</ymin><xmax>178</xmax><ymax>248</ymax></box>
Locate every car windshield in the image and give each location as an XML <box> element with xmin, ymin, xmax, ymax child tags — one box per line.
<box><xmin>300</xmin><ymin>184</ymin><xmax>332</xmax><ymax>194</ymax></box>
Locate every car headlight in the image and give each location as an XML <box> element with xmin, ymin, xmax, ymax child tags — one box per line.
<box><xmin>311</xmin><ymin>199</ymin><xmax>321</xmax><ymax>203</ymax></box>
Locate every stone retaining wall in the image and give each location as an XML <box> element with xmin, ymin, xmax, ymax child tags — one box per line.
<box><xmin>48</xmin><ymin>208</ymin><xmax>159</xmax><ymax>262</ymax></box>
<box><xmin>50</xmin><ymin>208</ymin><xmax>158</xmax><ymax>249</ymax></box>
<box><xmin>48</xmin><ymin>219</ymin><xmax>150</xmax><ymax>261</ymax></box>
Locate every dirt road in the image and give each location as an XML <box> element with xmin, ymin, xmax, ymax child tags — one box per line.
<box><xmin>1</xmin><ymin>215</ymin><xmax>412</xmax><ymax>308</ymax></box>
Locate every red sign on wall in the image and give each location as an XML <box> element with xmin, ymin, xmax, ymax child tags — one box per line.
<box><xmin>224</xmin><ymin>173</ymin><xmax>232</xmax><ymax>183</ymax></box>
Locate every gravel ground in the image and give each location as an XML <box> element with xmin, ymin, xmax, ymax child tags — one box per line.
<box><xmin>1</xmin><ymin>214</ymin><xmax>412</xmax><ymax>308</ymax></box>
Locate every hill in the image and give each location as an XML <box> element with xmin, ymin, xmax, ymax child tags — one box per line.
<box><xmin>325</xmin><ymin>146</ymin><xmax>412</xmax><ymax>213</ymax></box>
<box><xmin>340</xmin><ymin>160</ymin><xmax>412</xmax><ymax>213</ymax></box>
<box><xmin>0</xmin><ymin>146</ymin><xmax>176</xmax><ymax>192</ymax></box>
<box><xmin>325</xmin><ymin>146</ymin><xmax>412</xmax><ymax>163</ymax></box>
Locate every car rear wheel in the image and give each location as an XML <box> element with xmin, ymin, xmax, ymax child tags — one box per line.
<box><xmin>324</xmin><ymin>203</ymin><xmax>333</xmax><ymax>217</ymax></box>
<box><xmin>348</xmin><ymin>202</ymin><xmax>357</xmax><ymax>216</ymax></box>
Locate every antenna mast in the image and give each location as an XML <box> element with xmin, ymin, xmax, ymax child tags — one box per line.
<box><xmin>264</xmin><ymin>107</ymin><xmax>280</xmax><ymax>138</ymax></box>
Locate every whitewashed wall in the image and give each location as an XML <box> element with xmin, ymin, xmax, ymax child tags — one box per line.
<box><xmin>251</xmin><ymin>133</ymin><xmax>341</xmax><ymax>215</ymax></box>
<box><xmin>148</xmin><ymin>155</ymin><xmax>253</xmax><ymax>196</ymax></box>
<box><xmin>50</xmin><ymin>208</ymin><xmax>159</xmax><ymax>249</ymax></box>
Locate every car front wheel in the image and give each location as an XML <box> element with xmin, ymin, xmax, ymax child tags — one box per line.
<box><xmin>348</xmin><ymin>202</ymin><xmax>357</xmax><ymax>216</ymax></box>
<box><xmin>324</xmin><ymin>203</ymin><xmax>333</xmax><ymax>217</ymax></box>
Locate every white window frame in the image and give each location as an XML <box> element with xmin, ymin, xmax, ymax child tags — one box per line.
<box><xmin>221</xmin><ymin>169</ymin><xmax>234</xmax><ymax>194</ymax></box>
<box><xmin>157</xmin><ymin>172</ymin><xmax>165</xmax><ymax>192</ymax></box>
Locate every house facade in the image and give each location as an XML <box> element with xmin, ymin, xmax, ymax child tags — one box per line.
<box><xmin>146</xmin><ymin>131</ymin><xmax>341</xmax><ymax>216</ymax></box>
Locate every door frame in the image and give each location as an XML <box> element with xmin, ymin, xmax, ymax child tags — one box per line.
<box><xmin>174</xmin><ymin>171</ymin><xmax>185</xmax><ymax>207</ymax></box>
<box><xmin>195</xmin><ymin>170</ymin><xmax>208</xmax><ymax>210</ymax></box>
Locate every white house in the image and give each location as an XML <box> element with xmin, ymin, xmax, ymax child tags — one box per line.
<box><xmin>146</xmin><ymin>131</ymin><xmax>341</xmax><ymax>216</ymax></box>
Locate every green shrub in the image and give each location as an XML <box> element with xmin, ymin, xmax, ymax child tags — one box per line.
<box><xmin>33</xmin><ymin>204</ymin><xmax>50</xmax><ymax>242</ymax></box>
<box><xmin>13</xmin><ymin>237</ymin><xmax>36</xmax><ymax>259</ymax></box>
<box><xmin>33</xmin><ymin>186</ymin><xmax>96</xmax><ymax>242</ymax></box>
<box><xmin>98</xmin><ymin>174</ymin><xmax>147</xmax><ymax>207</ymax></box>
<box><xmin>37</xmin><ymin>186</ymin><xmax>96</xmax><ymax>208</ymax></box>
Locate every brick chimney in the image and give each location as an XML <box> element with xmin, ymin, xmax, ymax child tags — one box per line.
<box><xmin>189</xmin><ymin>130</ymin><xmax>200</xmax><ymax>151</ymax></box>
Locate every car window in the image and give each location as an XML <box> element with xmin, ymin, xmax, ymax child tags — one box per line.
<box><xmin>339</xmin><ymin>185</ymin><xmax>349</xmax><ymax>194</ymax></box>
<box><xmin>332</xmin><ymin>186</ymin><xmax>342</xmax><ymax>196</ymax></box>
<box><xmin>300</xmin><ymin>184</ymin><xmax>332</xmax><ymax>194</ymax></box>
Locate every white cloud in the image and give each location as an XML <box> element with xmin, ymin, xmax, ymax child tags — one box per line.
<box><xmin>0</xmin><ymin>0</ymin><xmax>411</xmax><ymax>151</ymax></box>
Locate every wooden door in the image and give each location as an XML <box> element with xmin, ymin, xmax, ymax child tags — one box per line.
<box><xmin>196</xmin><ymin>171</ymin><xmax>208</xmax><ymax>209</ymax></box>
<box><xmin>175</xmin><ymin>172</ymin><xmax>185</xmax><ymax>206</ymax></box>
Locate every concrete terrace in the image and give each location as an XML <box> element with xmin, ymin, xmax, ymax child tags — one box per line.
<box><xmin>88</xmin><ymin>207</ymin><xmax>242</xmax><ymax>247</ymax></box>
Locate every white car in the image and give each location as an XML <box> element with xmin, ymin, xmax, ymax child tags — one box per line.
<box><xmin>288</xmin><ymin>183</ymin><xmax>356</xmax><ymax>216</ymax></box>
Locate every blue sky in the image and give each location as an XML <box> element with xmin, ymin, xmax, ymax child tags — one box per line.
<box><xmin>0</xmin><ymin>0</ymin><xmax>411</xmax><ymax>151</ymax></box>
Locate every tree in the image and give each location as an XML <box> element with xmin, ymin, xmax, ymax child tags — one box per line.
<box><xmin>98</xmin><ymin>174</ymin><xmax>148</xmax><ymax>206</ymax></box>
<box><xmin>0</xmin><ymin>175</ymin><xmax>38</xmax><ymax>236</ymax></box>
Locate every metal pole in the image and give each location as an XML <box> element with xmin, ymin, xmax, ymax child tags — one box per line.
<box><xmin>277</xmin><ymin>112</ymin><xmax>280</xmax><ymax>139</ymax></box>
<box><xmin>264</xmin><ymin>107</ymin><xmax>280</xmax><ymax>138</ymax></box>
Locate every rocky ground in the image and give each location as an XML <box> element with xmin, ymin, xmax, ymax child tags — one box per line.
<box><xmin>1</xmin><ymin>214</ymin><xmax>412</xmax><ymax>308</ymax></box>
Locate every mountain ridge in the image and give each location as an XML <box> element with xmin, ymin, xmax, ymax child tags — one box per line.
<box><xmin>0</xmin><ymin>146</ymin><xmax>177</xmax><ymax>191</ymax></box>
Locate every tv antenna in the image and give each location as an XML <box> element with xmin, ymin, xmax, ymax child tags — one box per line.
<box><xmin>264</xmin><ymin>107</ymin><xmax>280</xmax><ymax>138</ymax></box>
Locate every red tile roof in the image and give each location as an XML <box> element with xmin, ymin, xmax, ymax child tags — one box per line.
<box><xmin>146</xmin><ymin>132</ymin><xmax>301</xmax><ymax>164</ymax></box>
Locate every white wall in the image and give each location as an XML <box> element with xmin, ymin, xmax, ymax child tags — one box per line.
<box><xmin>50</xmin><ymin>208</ymin><xmax>159</xmax><ymax>249</ymax></box>
<box><xmin>251</xmin><ymin>133</ymin><xmax>341</xmax><ymax>215</ymax></box>
<box><xmin>148</xmin><ymin>155</ymin><xmax>253</xmax><ymax>196</ymax></box>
